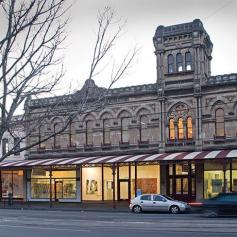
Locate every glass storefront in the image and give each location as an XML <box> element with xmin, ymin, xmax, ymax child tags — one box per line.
<box><xmin>81</xmin><ymin>164</ymin><xmax>160</xmax><ymax>201</ymax></box>
<box><xmin>232</xmin><ymin>161</ymin><xmax>237</xmax><ymax>192</ymax></box>
<box><xmin>204</xmin><ymin>161</ymin><xmax>231</xmax><ymax>199</ymax></box>
<box><xmin>82</xmin><ymin>167</ymin><xmax>102</xmax><ymax>201</ymax></box>
<box><xmin>103</xmin><ymin>166</ymin><xmax>117</xmax><ymax>200</ymax></box>
<box><xmin>168</xmin><ymin>163</ymin><xmax>196</xmax><ymax>201</ymax></box>
<box><xmin>1</xmin><ymin>170</ymin><xmax>24</xmax><ymax>198</ymax></box>
<box><xmin>137</xmin><ymin>164</ymin><xmax>160</xmax><ymax>195</ymax></box>
<box><xmin>31</xmin><ymin>169</ymin><xmax>76</xmax><ymax>199</ymax></box>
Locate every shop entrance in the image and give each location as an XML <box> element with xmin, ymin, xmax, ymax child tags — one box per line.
<box><xmin>118</xmin><ymin>179</ymin><xmax>129</xmax><ymax>201</ymax></box>
<box><xmin>54</xmin><ymin>180</ymin><xmax>63</xmax><ymax>201</ymax></box>
<box><xmin>168</xmin><ymin>163</ymin><xmax>196</xmax><ymax>202</ymax></box>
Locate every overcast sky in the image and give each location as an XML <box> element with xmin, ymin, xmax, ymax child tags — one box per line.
<box><xmin>2</xmin><ymin>0</ymin><xmax>237</xmax><ymax>92</ymax></box>
<box><xmin>63</xmin><ymin>0</ymin><xmax>237</xmax><ymax>91</ymax></box>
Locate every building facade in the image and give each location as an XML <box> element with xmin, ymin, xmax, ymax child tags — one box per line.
<box><xmin>1</xmin><ymin>19</ymin><xmax>237</xmax><ymax>204</ymax></box>
<box><xmin>0</xmin><ymin>115</ymin><xmax>26</xmax><ymax>200</ymax></box>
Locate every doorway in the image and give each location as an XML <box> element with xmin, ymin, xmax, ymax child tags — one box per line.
<box><xmin>118</xmin><ymin>180</ymin><xmax>129</xmax><ymax>200</ymax></box>
<box><xmin>54</xmin><ymin>180</ymin><xmax>63</xmax><ymax>201</ymax></box>
<box><xmin>168</xmin><ymin>163</ymin><xmax>196</xmax><ymax>202</ymax></box>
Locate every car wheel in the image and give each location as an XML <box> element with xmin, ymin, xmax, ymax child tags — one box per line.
<box><xmin>133</xmin><ymin>205</ymin><xmax>142</xmax><ymax>213</ymax></box>
<box><xmin>169</xmin><ymin>205</ymin><xmax>180</xmax><ymax>214</ymax></box>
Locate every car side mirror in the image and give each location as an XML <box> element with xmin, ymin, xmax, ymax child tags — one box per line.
<box><xmin>162</xmin><ymin>199</ymin><xmax>167</xmax><ymax>202</ymax></box>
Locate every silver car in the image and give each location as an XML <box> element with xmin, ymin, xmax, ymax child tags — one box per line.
<box><xmin>129</xmin><ymin>194</ymin><xmax>190</xmax><ymax>214</ymax></box>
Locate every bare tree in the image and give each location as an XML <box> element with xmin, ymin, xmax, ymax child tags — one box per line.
<box><xmin>0</xmin><ymin>4</ymin><xmax>138</xmax><ymax>161</ymax></box>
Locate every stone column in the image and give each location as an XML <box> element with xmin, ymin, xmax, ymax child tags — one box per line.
<box><xmin>195</xmin><ymin>163</ymin><xmax>204</xmax><ymax>200</ymax></box>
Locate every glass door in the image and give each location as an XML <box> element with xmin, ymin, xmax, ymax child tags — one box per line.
<box><xmin>119</xmin><ymin>180</ymin><xmax>129</xmax><ymax>200</ymax></box>
<box><xmin>55</xmin><ymin>180</ymin><xmax>63</xmax><ymax>200</ymax></box>
<box><xmin>168</xmin><ymin>163</ymin><xmax>196</xmax><ymax>202</ymax></box>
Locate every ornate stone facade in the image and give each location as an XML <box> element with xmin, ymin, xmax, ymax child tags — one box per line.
<box><xmin>26</xmin><ymin>19</ymin><xmax>237</xmax><ymax>160</ymax></box>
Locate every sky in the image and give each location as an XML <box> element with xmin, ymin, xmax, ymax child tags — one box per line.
<box><xmin>62</xmin><ymin>0</ymin><xmax>237</xmax><ymax>91</ymax></box>
<box><xmin>1</xmin><ymin>0</ymin><xmax>237</xmax><ymax>93</ymax></box>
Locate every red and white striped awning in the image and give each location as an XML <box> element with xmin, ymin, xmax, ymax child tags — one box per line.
<box><xmin>1</xmin><ymin>150</ymin><xmax>237</xmax><ymax>168</ymax></box>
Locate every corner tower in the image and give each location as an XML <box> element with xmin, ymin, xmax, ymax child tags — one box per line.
<box><xmin>153</xmin><ymin>19</ymin><xmax>213</xmax><ymax>98</ymax></box>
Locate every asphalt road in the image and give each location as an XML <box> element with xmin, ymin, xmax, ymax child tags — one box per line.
<box><xmin>0</xmin><ymin>209</ymin><xmax>237</xmax><ymax>237</ymax></box>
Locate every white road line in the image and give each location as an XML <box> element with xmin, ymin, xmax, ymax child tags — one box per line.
<box><xmin>0</xmin><ymin>224</ymin><xmax>90</xmax><ymax>232</ymax></box>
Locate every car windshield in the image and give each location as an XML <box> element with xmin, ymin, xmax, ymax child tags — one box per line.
<box><xmin>162</xmin><ymin>195</ymin><xmax>174</xmax><ymax>201</ymax></box>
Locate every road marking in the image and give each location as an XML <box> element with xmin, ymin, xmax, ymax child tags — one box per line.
<box><xmin>0</xmin><ymin>224</ymin><xmax>90</xmax><ymax>232</ymax></box>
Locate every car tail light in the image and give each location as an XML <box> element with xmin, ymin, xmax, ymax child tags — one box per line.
<box><xmin>188</xmin><ymin>202</ymin><xmax>203</xmax><ymax>207</ymax></box>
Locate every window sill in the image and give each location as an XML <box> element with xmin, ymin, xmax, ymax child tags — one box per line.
<box><xmin>165</xmin><ymin>70</ymin><xmax>194</xmax><ymax>77</ymax></box>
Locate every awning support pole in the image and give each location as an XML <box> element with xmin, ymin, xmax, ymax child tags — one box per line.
<box><xmin>49</xmin><ymin>167</ymin><xmax>53</xmax><ymax>208</ymax></box>
<box><xmin>134</xmin><ymin>162</ymin><xmax>137</xmax><ymax>197</ymax></box>
<box><xmin>112</xmin><ymin>164</ymin><xmax>116</xmax><ymax>209</ymax></box>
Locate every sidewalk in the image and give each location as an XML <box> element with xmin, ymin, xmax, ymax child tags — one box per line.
<box><xmin>0</xmin><ymin>200</ymin><xmax>130</xmax><ymax>212</ymax></box>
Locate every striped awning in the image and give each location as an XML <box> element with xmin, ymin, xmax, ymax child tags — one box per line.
<box><xmin>1</xmin><ymin>150</ymin><xmax>237</xmax><ymax>168</ymax></box>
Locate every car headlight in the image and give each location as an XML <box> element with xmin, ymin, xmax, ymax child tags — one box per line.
<box><xmin>180</xmin><ymin>203</ymin><xmax>186</xmax><ymax>208</ymax></box>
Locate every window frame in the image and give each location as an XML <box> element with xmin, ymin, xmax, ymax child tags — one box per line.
<box><xmin>169</xmin><ymin>118</ymin><xmax>175</xmax><ymax>140</ymax></box>
<box><xmin>215</xmin><ymin>108</ymin><xmax>225</xmax><ymax>137</ymax></box>
<box><xmin>102</xmin><ymin>118</ymin><xmax>111</xmax><ymax>145</ymax></box>
<box><xmin>168</xmin><ymin>54</ymin><xmax>174</xmax><ymax>73</ymax></box>
<box><xmin>139</xmin><ymin>115</ymin><xmax>149</xmax><ymax>142</ymax></box>
<box><xmin>121</xmin><ymin>117</ymin><xmax>130</xmax><ymax>143</ymax></box>
<box><xmin>85</xmin><ymin>120</ymin><xmax>93</xmax><ymax>146</ymax></box>
<box><xmin>186</xmin><ymin>117</ymin><xmax>193</xmax><ymax>140</ymax></box>
<box><xmin>176</xmin><ymin>53</ymin><xmax>183</xmax><ymax>72</ymax></box>
<box><xmin>185</xmin><ymin>51</ymin><xmax>192</xmax><ymax>71</ymax></box>
<box><xmin>178</xmin><ymin>118</ymin><xmax>184</xmax><ymax>140</ymax></box>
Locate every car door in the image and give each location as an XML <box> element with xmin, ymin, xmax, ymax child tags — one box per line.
<box><xmin>139</xmin><ymin>195</ymin><xmax>153</xmax><ymax>211</ymax></box>
<box><xmin>152</xmin><ymin>195</ymin><xmax>169</xmax><ymax>212</ymax></box>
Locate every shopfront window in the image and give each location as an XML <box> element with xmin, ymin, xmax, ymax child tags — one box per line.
<box><xmin>82</xmin><ymin>167</ymin><xmax>102</xmax><ymax>201</ymax></box>
<box><xmin>204</xmin><ymin>161</ymin><xmax>230</xmax><ymax>199</ymax></box>
<box><xmin>1</xmin><ymin>170</ymin><xmax>23</xmax><ymax>198</ymax></box>
<box><xmin>137</xmin><ymin>165</ymin><xmax>160</xmax><ymax>195</ymax></box>
<box><xmin>31</xmin><ymin>169</ymin><xmax>76</xmax><ymax>199</ymax></box>
<box><xmin>232</xmin><ymin>161</ymin><xmax>237</xmax><ymax>192</ymax></box>
<box><xmin>103</xmin><ymin>166</ymin><xmax>117</xmax><ymax>201</ymax></box>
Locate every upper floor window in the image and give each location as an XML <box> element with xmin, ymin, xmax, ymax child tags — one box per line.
<box><xmin>121</xmin><ymin>117</ymin><xmax>129</xmax><ymax>143</ymax></box>
<box><xmin>176</xmin><ymin>53</ymin><xmax>183</xmax><ymax>72</ymax></box>
<box><xmin>2</xmin><ymin>138</ymin><xmax>9</xmax><ymax>156</ymax></box>
<box><xmin>215</xmin><ymin>108</ymin><xmax>225</xmax><ymax>137</ymax></box>
<box><xmin>178</xmin><ymin>118</ymin><xmax>184</xmax><ymax>139</ymax></box>
<box><xmin>169</xmin><ymin>118</ymin><xmax>175</xmax><ymax>140</ymax></box>
<box><xmin>187</xmin><ymin>117</ymin><xmax>193</xmax><ymax>139</ymax></box>
<box><xmin>53</xmin><ymin>123</ymin><xmax>61</xmax><ymax>148</ymax></box>
<box><xmin>86</xmin><ymin>120</ymin><xmax>93</xmax><ymax>145</ymax></box>
<box><xmin>13</xmin><ymin>137</ymin><xmax>21</xmax><ymax>155</ymax></box>
<box><xmin>103</xmin><ymin>119</ymin><xmax>111</xmax><ymax>145</ymax></box>
<box><xmin>38</xmin><ymin>125</ymin><xmax>45</xmax><ymax>149</ymax></box>
<box><xmin>168</xmin><ymin>54</ymin><xmax>174</xmax><ymax>73</ymax></box>
<box><xmin>140</xmin><ymin>115</ymin><xmax>149</xmax><ymax>142</ymax></box>
<box><xmin>185</xmin><ymin>52</ymin><xmax>192</xmax><ymax>71</ymax></box>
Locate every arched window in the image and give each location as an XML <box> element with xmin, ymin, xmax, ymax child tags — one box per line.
<box><xmin>215</xmin><ymin>108</ymin><xmax>225</xmax><ymax>137</ymax></box>
<box><xmin>178</xmin><ymin>118</ymin><xmax>184</xmax><ymax>139</ymax></box>
<box><xmin>176</xmin><ymin>53</ymin><xmax>183</xmax><ymax>72</ymax></box>
<box><xmin>38</xmin><ymin>125</ymin><xmax>45</xmax><ymax>148</ymax></box>
<box><xmin>103</xmin><ymin>119</ymin><xmax>110</xmax><ymax>145</ymax></box>
<box><xmin>185</xmin><ymin>52</ymin><xmax>192</xmax><ymax>71</ymax></box>
<box><xmin>169</xmin><ymin>118</ymin><xmax>175</xmax><ymax>140</ymax></box>
<box><xmin>121</xmin><ymin>117</ymin><xmax>129</xmax><ymax>143</ymax></box>
<box><xmin>68</xmin><ymin>119</ymin><xmax>75</xmax><ymax>147</ymax></box>
<box><xmin>187</xmin><ymin>117</ymin><xmax>193</xmax><ymax>139</ymax></box>
<box><xmin>53</xmin><ymin>123</ymin><xmax>60</xmax><ymax>148</ymax></box>
<box><xmin>168</xmin><ymin>54</ymin><xmax>174</xmax><ymax>73</ymax></box>
<box><xmin>86</xmin><ymin>120</ymin><xmax>93</xmax><ymax>145</ymax></box>
<box><xmin>140</xmin><ymin>115</ymin><xmax>149</xmax><ymax>142</ymax></box>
